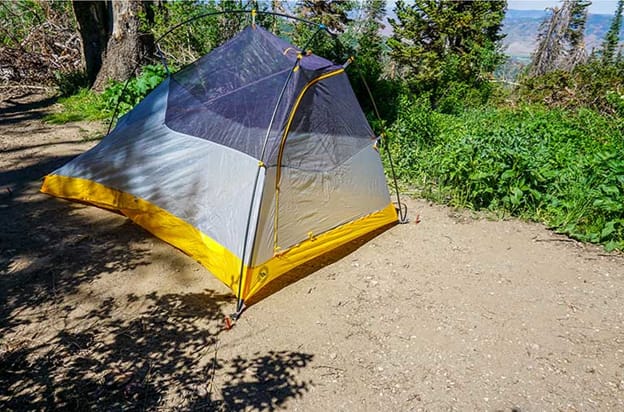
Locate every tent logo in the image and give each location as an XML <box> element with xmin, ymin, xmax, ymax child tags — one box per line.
<box><xmin>258</xmin><ymin>266</ymin><xmax>269</xmax><ymax>281</ymax></box>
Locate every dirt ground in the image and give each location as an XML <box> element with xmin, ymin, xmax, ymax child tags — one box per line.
<box><xmin>1</xmin><ymin>89</ymin><xmax>623</xmax><ymax>411</ymax></box>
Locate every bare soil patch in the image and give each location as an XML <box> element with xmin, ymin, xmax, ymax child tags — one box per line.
<box><xmin>1</xmin><ymin>91</ymin><xmax>623</xmax><ymax>410</ymax></box>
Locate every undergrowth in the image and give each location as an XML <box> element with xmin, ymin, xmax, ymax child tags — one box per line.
<box><xmin>388</xmin><ymin>96</ymin><xmax>624</xmax><ymax>251</ymax></box>
<box><xmin>45</xmin><ymin>88</ymin><xmax>109</xmax><ymax>124</ymax></box>
<box><xmin>45</xmin><ymin>65</ymin><xmax>167</xmax><ymax>124</ymax></box>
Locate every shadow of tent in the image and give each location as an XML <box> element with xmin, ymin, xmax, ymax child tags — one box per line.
<box><xmin>245</xmin><ymin>221</ymin><xmax>398</xmax><ymax>307</ymax></box>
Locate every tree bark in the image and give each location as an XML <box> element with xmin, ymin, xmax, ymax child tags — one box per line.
<box><xmin>72</xmin><ymin>1</ymin><xmax>110</xmax><ymax>86</ymax></box>
<box><xmin>73</xmin><ymin>1</ymin><xmax>154</xmax><ymax>91</ymax></box>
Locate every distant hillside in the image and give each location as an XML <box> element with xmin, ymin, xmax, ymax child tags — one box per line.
<box><xmin>504</xmin><ymin>9</ymin><xmax>624</xmax><ymax>57</ymax></box>
<box><xmin>383</xmin><ymin>8</ymin><xmax>623</xmax><ymax>58</ymax></box>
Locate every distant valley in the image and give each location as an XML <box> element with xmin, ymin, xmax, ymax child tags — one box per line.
<box><xmin>503</xmin><ymin>9</ymin><xmax>624</xmax><ymax>57</ymax></box>
<box><xmin>382</xmin><ymin>8</ymin><xmax>623</xmax><ymax>58</ymax></box>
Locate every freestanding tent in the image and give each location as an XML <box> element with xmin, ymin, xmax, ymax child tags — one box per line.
<box><xmin>41</xmin><ymin>25</ymin><xmax>398</xmax><ymax>313</ymax></box>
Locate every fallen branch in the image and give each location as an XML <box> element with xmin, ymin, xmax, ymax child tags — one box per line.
<box><xmin>533</xmin><ymin>237</ymin><xmax>576</xmax><ymax>243</ymax></box>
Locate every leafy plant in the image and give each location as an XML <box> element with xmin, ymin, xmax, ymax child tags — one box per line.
<box><xmin>101</xmin><ymin>64</ymin><xmax>168</xmax><ymax>117</ymax></box>
<box><xmin>46</xmin><ymin>64</ymin><xmax>168</xmax><ymax>124</ymax></box>
<box><xmin>389</xmin><ymin>101</ymin><xmax>624</xmax><ymax>251</ymax></box>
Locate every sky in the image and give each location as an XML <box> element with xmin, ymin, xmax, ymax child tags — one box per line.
<box><xmin>508</xmin><ymin>0</ymin><xmax>619</xmax><ymax>14</ymax></box>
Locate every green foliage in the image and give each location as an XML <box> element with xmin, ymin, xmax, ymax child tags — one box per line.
<box><xmin>0</xmin><ymin>1</ymin><xmax>47</xmax><ymax>47</ymax></box>
<box><xmin>388</xmin><ymin>100</ymin><xmax>624</xmax><ymax>251</ymax></box>
<box><xmin>606</xmin><ymin>90</ymin><xmax>624</xmax><ymax>117</ymax></box>
<box><xmin>567</xmin><ymin>0</ymin><xmax>591</xmax><ymax>49</ymax></box>
<box><xmin>142</xmin><ymin>1</ymin><xmax>256</xmax><ymax>67</ymax></box>
<box><xmin>295</xmin><ymin>0</ymin><xmax>353</xmax><ymax>32</ymax></box>
<box><xmin>518</xmin><ymin>59</ymin><xmax>624</xmax><ymax>115</ymax></box>
<box><xmin>46</xmin><ymin>64</ymin><xmax>167</xmax><ymax>124</ymax></box>
<box><xmin>292</xmin><ymin>0</ymin><xmax>355</xmax><ymax>62</ymax></box>
<box><xmin>348</xmin><ymin>0</ymin><xmax>385</xmax><ymax>82</ymax></box>
<box><xmin>142</xmin><ymin>1</ymin><xmax>219</xmax><ymax>66</ymax></box>
<box><xmin>387</xmin><ymin>0</ymin><xmax>507</xmax><ymax>104</ymax></box>
<box><xmin>436</xmin><ymin>80</ymin><xmax>493</xmax><ymax>115</ymax></box>
<box><xmin>601</xmin><ymin>0</ymin><xmax>624</xmax><ymax>63</ymax></box>
<box><xmin>101</xmin><ymin>64</ymin><xmax>167</xmax><ymax>116</ymax></box>
<box><xmin>44</xmin><ymin>88</ymin><xmax>109</xmax><ymax>124</ymax></box>
<box><xmin>346</xmin><ymin>1</ymin><xmax>395</xmax><ymax>118</ymax></box>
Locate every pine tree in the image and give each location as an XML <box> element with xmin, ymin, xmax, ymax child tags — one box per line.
<box><xmin>601</xmin><ymin>0</ymin><xmax>624</xmax><ymax>63</ymax></box>
<box><xmin>529</xmin><ymin>0</ymin><xmax>590</xmax><ymax>76</ymax></box>
<box><xmin>565</xmin><ymin>0</ymin><xmax>590</xmax><ymax>68</ymax></box>
<box><xmin>354</xmin><ymin>0</ymin><xmax>386</xmax><ymax>83</ymax></box>
<box><xmin>270</xmin><ymin>0</ymin><xmax>286</xmax><ymax>35</ymax></box>
<box><xmin>567</xmin><ymin>0</ymin><xmax>590</xmax><ymax>48</ymax></box>
<box><xmin>345</xmin><ymin>1</ymin><xmax>388</xmax><ymax>116</ymax></box>
<box><xmin>292</xmin><ymin>1</ymin><xmax>354</xmax><ymax>61</ymax></box>
<box><xmin>297</xmin><ymin>0</ymin><xmax>352</xmax><ymax>32</ymax></box>
<box><xmin>530</xmin><ymin>6</ymin><xmax>565</xmax><ymax>76</ymax></box>
<box><xmin>387</xmin><ymin>0</ymin><xmax>506</xmax><ymax>93</ymax></box>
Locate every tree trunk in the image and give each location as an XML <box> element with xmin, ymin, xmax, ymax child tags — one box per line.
<box><xmin>73</xmin><ymin>0</ymin><xmax>154</xmax><ymax>91</ymax></box>
<box><xmin>72</xmin><ymin>1</ymin><xmax>110</xmax><ymax>86</ymax></box>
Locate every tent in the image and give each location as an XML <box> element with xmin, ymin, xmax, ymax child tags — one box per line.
<box><xmin>41</xmin><ymin>25</ymin><xmax>399</xmax><ymax>312</ymax></box>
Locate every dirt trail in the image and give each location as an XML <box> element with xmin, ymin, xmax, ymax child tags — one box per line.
<box><xmin>1</xmin><ymin>91</ymin><xmax>623</xmax><ymax>411</ymax></box>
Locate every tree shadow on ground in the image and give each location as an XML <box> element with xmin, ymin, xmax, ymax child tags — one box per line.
<box><xmin>0</xmin><ymin>153</ymin><xmax>152</xmax><ymax>334</ymax></box>
<box><xmin>1</xmin><ymin>290</ymin><xmax>313</xmax><ymax>410</ymax></box>
<box><xmin>0</xmin><ymin>91</ymin><xmax>58</xmax><ymax>126</ymax></box>
<box><xmin>1</xmin><ymin>123</ymin><xmax>314</xmax><ymax>409</ymax></box>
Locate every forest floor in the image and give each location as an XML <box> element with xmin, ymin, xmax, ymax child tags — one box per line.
<box><xmin>1</xmin><ymin>89</ymin><xmax>624</xmax><ymax>411</ymax></box>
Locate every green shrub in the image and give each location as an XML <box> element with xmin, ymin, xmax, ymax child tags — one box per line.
<box><xmin>389</xmin><ymin>101</ymin><xmax>624</xmax><ymax>251</ymax></box>
<box><xmin>436</xmin><ymin>81</ymin><xmax>492</xmax><ymax>115</ymax></box>
<box><xmin>101</xmin><ymin>64</ymin><xmax>168</xmax><ymax>117</ymax></box>
<box><xmin>606</xmin><ymin>90</ymin><xmax>624</xmax><ymax>117</ymax></box>
<box><xmin>517</xmin><ymin>59</ymin><xmax>624</xmax><ymax>116</ymax></box>
<box><xmin>387</xmin><ymin>94</ymin><xmax>440</xmax><ymax>181</ymax></box>
<box><xmin>46</xmin><ymin>64</ymin><xmax>168</xmax><ymax>125</ymax></box>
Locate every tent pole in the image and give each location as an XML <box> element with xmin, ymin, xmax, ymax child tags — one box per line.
<box><xmin>357</xmin><ymin>71</ymin><xmax>408</xmax><ymax>223</ymax></box>
<box><xmin>258</xmin><ymin>26</ymin><xmax>326</xmax><ymax>160</ymax></box>
<box><xmin>232</xmin><ymin>165</ymin><xmax>263</xmax><ymax>318</ymax></box>
<box><xmin>231</xmin><ymin>25</ymin><xmax>327</xmax><ymax>320</ymax></box>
